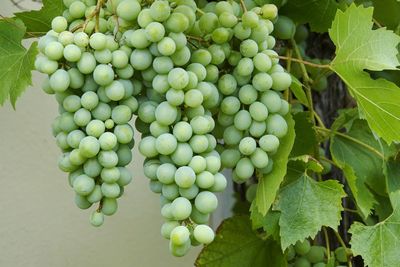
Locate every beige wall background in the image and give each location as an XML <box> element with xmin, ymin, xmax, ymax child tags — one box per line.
<box><xmin>0</xmin><ymin>1</ymin><xmax>232</xmax><ymax>266</ymax></box>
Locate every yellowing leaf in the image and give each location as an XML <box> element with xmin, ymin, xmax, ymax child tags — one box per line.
<box><xmin>329</xmin><ymin>4</ymin><xmax>400</xmax><ymax>144</ymax></box>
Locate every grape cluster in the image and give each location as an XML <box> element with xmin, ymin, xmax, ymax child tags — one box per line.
<box><xmin>35</xmin><ymin>0</ymin><xmax>139</xmax><ymax>226</ymax></box>
<box><xmin>287</xmin><ymin>240</ymin><xmax>349</xmax><ymax>267</ymax></box>
<box><xmin>36</xmin><ymin>0</ymin><xmax>293</xmax><ymax>257</ymax></box>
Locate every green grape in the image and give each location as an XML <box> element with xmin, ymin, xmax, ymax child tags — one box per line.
<box><xmin>235</xmin><ymin>157</ymin><xmax>254</xmax><ymax>180</ymax></box>
<box><xmin>117</xmin><ymin>0</ymin><xmax>141</xmax><ymax>21</ymax></box>
<box><xmin>67</xmin><ymin>130</ymin><xmax>85</xmax><ymax>148</ymax></box>
<box><xmin>236</xmin><ymin>57</ymin><xmax>254</xmax><ymax>77</ymax></box>
<box><xmin>93</xmin><ymin>64</ymin><xmax>115</xmax><ymax>86</ymax></box>
<box><xmin>168</xmin><ymin>32</ymin><xmax>187</xmax><ymax>50</ymax></box>
<box><xmin>196</xmin><ymin>171</ymin><xmax>214</xmax><ymax>189</ymax></box>
<box><xmin>157</xmin><ymin>163</ymin><xmax>176</xmax><ymax>184</ymax></box>
<box><xmin>234</xmin><ymin>110</ymin><xmax>252</xmax><ymax>131</ymax></box>
<box><xmin>94</xmin><ymin>49</ymin><xmax>112</xmax><ymax>64</ymax></box>
<box><xmin>69</xmin><ymin>1</ymin><xmax>86</xmax><ymax>19</ymax></box>
<box><xmin>165</xmin><ymin>13</ymin><xmax>189</xmax><ymax>33</ymax></box>
<box><xmin>295</xmin><ymin>240</ymin><xmax>311</xmax><ymax>255</ymax></box>
<box><xmin>60</xmin><ymin>112</ymin><xmax>79</xmax><ymax>132</ymax></box>
<box><xmin>193</xmin><ymin>225</ymin><xmax>214</xmax><ymax>244</ymax></box>
<box><xmin>86</xmin><ymin>119</ymin><xmax>105</xmax><ymax>138</ymax></box>
<box><xmin>162</xmin><ymin>183</ymin><xmax>179</xmax><ymax>200</ymax></box>
<box><xmin>190</xmin><ymin>116</ymin><xmax>212</xmax><ymax>135</ymax></box>
<box><xmin>150</xmin><ymin>0</ymin><xmax>171</xmax><ymax>22</ymax></box>
<box><xmin>171</xmin><ymin>143</ymin><xmax>193</xmax><ymax>166</ymax></box>
<box><xmin>73</xmin><ymin>175</ymin><xmax>95</xmax><ymax>196</ymax></box>
<box><xmin>83</xmin><ymin>157</ymin><xmax>102</xmax><ymax>178</ymax></box>
<box><xmin>249</xmin><ymin>120</ymin><xmax>266</xmax><ymax>137</ymax></box>
<box><xmin>98</xmin><ymin>150</ymin><xmax>119</xmax><ymax>168</ymax></box>
<box><xmin>234</xmin><ymin>22</ymin><xmax>252</xmax><ymax>40</ymax></box>
<box><xmin>187</xmin><ymin>63</ymin><xmax>207</xmax><ymax>81</ymax></box>
<box><xmin>102</xmin><ymin>197</ymin><xmax>118</xmax><ymax>216</ymax></box>
<box><xmin>89</xmin><ymin>33</ymin><xmax>107</xmax><ymax>50</ymax></box>
<box><xmin>99</xmin><ymin>132</ymin><xmax>117</xmax><ymax>150</ymax></box>
<box><xmin>114</xmin><ymin>124</ymin><xmax>134</xmax><ymax>144</ymax></box>
<box><xmin>223</xmin><ymin>126</ymin><xmax>243</xmax><ymax>146</ymax></box>
<box><xmin>92</xmin><ymin>102</ymin><xmax>112</xmax><ymax>121</ymax></box>
<box><xmin>77</xmin><ymin>52</ymin><xmax>96</xmax><ymax>74</ymax></box>
<box><xmin>221</xmin><ymin>148</ymin><xmax>241</xmax><ymax>168</ymax></box>
<box><xmin>130</xmin><ymin>49</ymin><xmax>153</xmax><ymax>70</ymax></box>
<box><xmin>168</xmin><ymin>68</ymin><xmax>189</xmax><ymax>90</ymax></box>
<box><xmin>155</xmin><ymin>102</ymin><xmax>178</xmax><ymax>126</ymax></box>
<box><xmin>63</xmin><ymin>44</ymin><xmax>81</xmax><ymax>62</ymax></box>
<box><xmin>179</xmin><ymin>184</ymin><xmax>199</xmax><ymax>200</ymax></box>
<box><xmin>334</xmin><ymin>247</ymin><xmax>348</xmax><ymax>263</ymax></box>
<box><xmin>188</xmin><ymin>155</ymin><xmax>207</xmax><ymax>174</ymax></box>
<box><xmin>87</xmin><ymin>184</ymin><xmax>102</xmax><ymax>203</ymax></box>
<box><xmin>260</xmin><ymin>90</ymin><xmax>282</xmax><ymax>113</ymax></box>
<box><xmin>253</xmin><ymin>53</ymin><xmax>272</xmax><ymax>72</ymax></box>
<box><xmin>189</xmin><ymin>135</ymin><xmax>208</xmax><ymax>153</ymax></box>
<box><xmin>252</xmin><ymin>72</ymin><xmax>273</xmax><ymax>92</ymax></box>
<box><xmin>50</xmin><ymin>69</ymin><xmax>70</xmax><ymax>92</ymax></box>
<box><xmin>306</xmin><ymin>246</ymin><xmax>326</xmax><ymax>263</ymax></box>
<box><xmin>191</xmin><ymin>49</ymin><xmax>212</xmax><ymax>66</ymax></box>
<box><xmin>153</xmin><ymin>56</ymin><xmax>173</xmax><ymax>74</ymax></box>
<box><xmin>294</xmin><ymin>24</ymin><xmax>309</xmax><ymax>43</ymax></box>
<box><xmin>79</xmin><ymin>136</ymin><xmax>100</xmax><ymax>158</ymax></box>
<box><xmin>161</xmin><ymin>221</ymin><xmax>180</xmax><ymax>239</ymax></box>
<box><xmin>249</xmin><ymin>102</ymin><xmax>269</xmax><ymax>121</ymax></box>
<box><xmin>208</xmin><ymin>44</ymin><xmax>225</xmax><ymax>65</ymax></box>
<box><xmin>211</xmin><ymin>27</ymin><xmax>231</xmax><ymax>44</ymax></box>
<box><xmin>139</xmin><ymin>136</ymin><xmax>158</xmax><ymax>158</ymax></box>
<box><xmin>294</xmin><ymin>257</ymin><xmax>311</xmax><ymax>267</ymax></box>
<box><xmin>173</xmin><ymin>121</ymin><xmax>193</xmax><ymax>142</ymax></box>
<box><xmin>111</xmin><ymin>105</ymin><xmax>132</xmax><ymax>124</ymax></box>
<box><xmin>117</xmin><ymin>145</ymin><xmax>133</xmax><ymax>166</ymax></box>
<box><xmin>261</xmin><ymin>4</ymin><xmax>278</xmax><ymax>20</ymax></box>
<box><xmin>218</xmin><ymin>74</ymin><xmax>237</xmax><ymax>95</ymax></box>
<box><xmin>242</xmin><ymin>11</ymin><xmax>259</xmax><ymax>28</ymax></box>
<box><xmin>240</xmin><ymin>39</ymin><xmax>258</xmax><ymax>58</ymax></box>
<box><xmin>245</xmin><ymin>184</ymin><xmax>257</xmax><ymax>202</ymax></box>
<box><xmin>190</xmin><ymin>206</ymin><xmax>210</xmax><ymax>224</ymax></box>
<box><xmin>101</xmin><ymin>183</ymin><xmax>120</xmax><ymax>198</ymax></box>
<box><xmin>184</xmin><ymin>89</ymin><xmax>203</xmax><ymax>108</ymax></box>
<box><xmin>199</xmin><ymin>12</ymin><xmax>219</xmax><ymax>34</ymax></box>
<box><xmin>195</xmin><ymin>191</ymin><xmax>218</xmax><ymax>214</ymax></box>
<box><xmin>90</xmin><ymin>211</ymin><xmax>104</xmax><ymax>227</ymax></box>
<box><xmin>63</xmin><ymin>95</ymin><xmax>81</xmax><ymax>113</ymax></box>
<box><xmin>266</xmin><ymin>114</ymin><xmax>288</xmax><ymax>138</ymax></box>
<box><xmin>101</xmin><ymin>167</ymin><xmax>120</xmax><ymax>183</ymax></box>
<box><xmin>271</xmin><ymin>72</ymin><xmax>292</xmax><ymax>91</ymax></box>
<box><xmin>274</xmin><ymin>16</ymin><xmax>295</xmax><ymax>40</ymax></box>
<box><xmin>156</xmin><ymin>133</ymin><xmax>178</xmax><ymax>155</ymax></box>
<box><xmin>219</xmin><ymin>12</ymin><xmax>238</xmax><ymax>28</ymax></box>
<box><xmin>166</xmin><ymin>89</ymin><xmax>185</xmax><ymax>106</ymax></box>
<box><xmin>74</xmin><ymin>194</ymin><xmax>92</xmax><ymax>209</ymax></box>
<box><xmin>112</xmin><ymin>50</ymin><xmax>129</xmax><ymax>69</ymax></box>
<box><xmin>171</xmin><ymin>198</ymin><xmax>192</xmax><ymax>220</ymax></box>
<box><xmin>80</xmin><ymin>91</ymin><xmax>98</xmax><ymax>111</ymax></box>
<box><xmin>239</xmin><ymin>137</ymin><xmax>257</xmax><ymax>156</ymax></box>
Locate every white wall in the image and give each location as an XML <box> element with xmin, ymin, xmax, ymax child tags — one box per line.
<box><xmin>0</xmin><ymin>2</ymin><xmax>204</xmax><ymax>266</ymax></box>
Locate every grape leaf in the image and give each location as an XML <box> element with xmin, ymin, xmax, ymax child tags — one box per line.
<box><xmin>329</xmin><ymin>4</ymin><xmax>400</xmax><ymax>144</ymax></box>
<box><xmin>330</xmin><ymin>119</ymin><xmax>393</xmax><ymax>217</ymax></box>
<box><xmin>275</xmin><ymin>174</ymin><xmax>346</xmax><ymax>250</ymax></box>
<box><xmin>280</xmin><ymin>0</ymin><xmax>339</xmax><ymax>32</ymax></box>
<box><xmin>249</xmin><ymin>203</ymin><xmax>280</xmax><ymax>240</ymax></box>
<box><xmin>0</xmin><ymin>19</ymin><xmax>38</xmax><ymax>107</ymax></box>
<box><xmin>254</xmin><ymin>113</ymin><xmax>296</xmax><ymax>215</ymax></box>
<box><xmin>290</xmin><ymin>76</ymin><xmax>309</xmax><ymax>107</ymax></box>
<box><xmin>349</xmin><ymin>158</ymin><xmax>400</xmax><ymax>267</ymax></box>
<box><xmin>15</xmin><ymin>0</ymin><xmax>65</xmax><ymax>37</ymax></box>
<box><xmin>290</xmin><ymin>112</ymin><xmax>317</xmax><ymax>157</ymax></box>
<box><xmin>195</xmin><ymin>216</ymin><xmax>287</xmax><ymax>267</ymax></box>
<box><xmin>372</xmin><ymin>0</ymin><xmax>400</xmax><ymax>30</ymax></box>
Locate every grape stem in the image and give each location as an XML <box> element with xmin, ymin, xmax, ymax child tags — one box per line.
<box><xmin>315</xmin><ymin>127</ymin><xmax>385</xmax><ymax>159</ymax></box>
<box><xmin>71</xmin><ymin>0</ymin><xmax>106</xmax><ymax>33</ymax></box>
<box><xmin>275</xmin><ymin>55</ymin><xmax>331</xmax><ymax>69</ymax></box>
<box><xmin>186</xmin><ymin>35</ymin><xmax>209</xmax><ymax>45</ymax></box>
<box><xmin>196</xmin><ymin>7</ymin><xmax>205</xmax><ymax>15</ymax></box>
<box><xmin>323</xmin><ymin>227</ymin><xmax>331</xmax><ymax>260</ymax></box>
<box><xmin>239</xmin><ymin>0</ymin><xmax>247</xmax><ymax>12</ymax></box>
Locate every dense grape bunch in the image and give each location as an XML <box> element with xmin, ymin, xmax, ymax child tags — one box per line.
<box><xmin>35</xmin><ymin>0</ymin><xmax>139</xmax><ymax>227</ymax></box>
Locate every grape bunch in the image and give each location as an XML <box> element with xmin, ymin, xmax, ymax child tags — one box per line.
<box><xmin>35</xmin><ymin>0</ymin><xmax>293</xmax><ymax>257</ymax></box>
<box><xmin>35</xmin><ymin>0</ymin><xmax>139</xmax><ymax>226</ymax></box>
<box><xmin>287</xmin><ymin>239</ymin><xmax>350</xmax><ymax>267</ymax></box>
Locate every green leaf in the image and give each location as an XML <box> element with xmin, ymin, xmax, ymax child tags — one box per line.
<box><xmin>372</xmin><ymin>0</ymin><xmax>400</xmax><ymax>30</ymax></box>
<box><xmin>195</xmin><ymin>216</ymin><xmax>287</xmax><ymax>267</ymax></box>
<box><xmin>290</xmin><ymin>112</ymin><xmax>317</xmax><ymax>157</ymax></box>
<box><xmin>249</xmin><ymin>203</ymin><xmax>280</xmax><ymax>240</ymax></box>
<box><xmin>255</xmin><ymin>112</ymin><xmax>296</xmax><ymax>215</ymax></box>
<box><xmin>15</xmin><ymin>0</ymin><xmax>65</xmax><ymax>37</ymax></box>
<box><xmin>0</xmin><ymin>19</ymin><xmax>38</xmax><ymax>107</ymax></box>
<box><xmin>329</xmin><ymin>4</ymin><xmax>400</xmax><ymax>144</ymax></box>
<box><xmin>280</xmin><ymin>0</ymin><xmax>339</xmax><ymax>32</ymax></box>
<box><xmin>275</xmin><ymin>174</ymin><xmax>346</xmax><ymax>250</ymax></box>
<box><xmin>330</xmin><ymin>119</ymin><xmax>393</xmax><ymax>217</ymax></box>
<box><xmin>290</xmin><ymin>76</ymin><xmax>309</xmax><ymax>107</ymax></box>
<box><xmin>289</xmin><ymin>155</ymin><xmax>324</xmax><ymax>173</ymax></box>
<box><xmin>330</xmin><ymin>108</ymin><xmax>359</xmax><ymax>132</ymax></box>
<box><xmin>349</xmin><ymin>168</ymin><xmax>400</xmax><ymax>267</ymax></box>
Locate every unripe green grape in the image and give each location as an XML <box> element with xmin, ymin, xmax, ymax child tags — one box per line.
<box><xmin>38</xmin><ymin>58</ymin><xmax>58</xmax><ymax>75</ymax></box>
<box><xmin>239</xmin><ymin>137</ymin><xmax>257</xmax><ymax>156</ymax></box>
<box><xmin>139</xmin><ymin>136</ymin><xmax>158</xmax><ymax>158</ymax></box>
<box><xmin>240</xmin><ymin>39</ymin><xmax>258</xmax><ymax>58</ymax></box>
<box><xmin>235</xmin><ymin>157</ymin><xmax>254</xmax><ymax>180</ymax></box>
<box><xmin>117</xmin><ymin>0</ymin><xmax>141</xmax><ymax>21</ymax></box>
<box><xmin>205</xmin><ymin>65</ymin><xmax>219</xmax><ymax>83</ymax></box>
<box><xmin>60</xmin><ymin>112</ymin><xmax>79</xmax><ymax>132</ymax></box>
<box><xmin>295</xmin><ymin>240</ymin><xmax>311</xmax><ymax>255</ymax></box>
<box><xmin>63</xmin><ymin>95</ymin><xmax>81</xmax><ymax>113</ymax></box>
<box><xmin>219</xmin><ymin>12</ymin><xmax>238</xmax><ymax>28</ymax></box>
<box><xmin>218</xmin><ymin>74</ymin><xmax>237</xmax><ymax>95</ymax></box>
<box><xmin>193</xmin><ymin>225</ymin><xmax>214</xmax><ymax>244</ymax></box>
<box><xmin>261</xmin><ymin>4</ymin><xmax>277</xmax><ymax>19</ymax></box>
<box><xmin>83</xmin><ymin>158</ymin><xmax>102</xmax><ymax>177</ymax></box>
<box><xmin>101</xmin><ymin>167</ymin><xmax>120</xmax><ymax>183</ymax></box>
<box><xmin>238</xmin><ymin>84</ymin><xmax>257</xmax><ymax>105</ymax></box>
<box><xmin>68</xmin><ymin>68</ymin><xmax>85</xmax><ymax>89</ymax></box>
<box><xmin>252</xmin><ymin>72</ymin><xmax>273</xmax><ymax>92</ymax></box>
<box><xmin>130</xmin><ymin>29</ymin><xmax>151</xmax><ymax>49</ymax></box>
<box><xmin>274</xmin><ymin>16</ymin><xmax>296</xmax><ymax>40</ymax></box>
<box><xmin>155</xmin><ymin>102</ymin><xmax>178</xmax><ymax>126</ymax></box>
<box><xmin>251</xmin><ymin>22</ymin><xmax>270</xmax><ymax>43</ymax></box>
<box><xmin>69</xmin><ymin>149</ymin><xmax>86</xmax><ymax>165</ymax></box>
<box><xmin>155</xmin><ymin>133</ymin><xmax>177</xmax><ymax>155</ymax></box>
<box><xmin>234</xmin><ymin>22</ymin><xmax>251</xmax><ymax>40</ymax></box>
<box><xmin>98</xmin><ymin>150</ymin><xmax>118</xmax><ymax>168</ymax></box>
<box><xmin>116</xmin><ymin>65</ymin><xmax>134</xmax><ymax>79</ymax></box>
<box><xmin>77</xmin><ymin>52</ymin><xmax>96</xmax><ymax>74</ymax></box>
<box><xmin>63</xmin><ymin>44</ymin><xmax>81</xmax><ymax>62</ymax></box>
<box><xmin>242</xmin><ymin>11</ymin><xmax>259</xmax><ymax>28</ymax></box>
<box><xmin>223</xmin><ymin>126</ymin><xmax>243</xmax><ymax>146</ymax></box>
<box><xmin>67</xmin><ymin>130</ymin><xmax>85</xmax><ymax>149</ymax></box>
<box><xmin>111</xmin><ymin>105</ymin><xmax>132</xmax><ymax>124</ymax></box>
<box><xmin>92</xmin><ymin>102</ymin><xmax>111</xmax><ymax>121</ymax></box>
<box><xmin>137</xmin><ymin>8</ymin><xmax>153</xmax><ymax>27</ymax></box>
<box><xmin>117</xmin><ymin>167</ymin><xmax>132</xmax><ymax>186</ymax></box>
<box><xmin>171</xmin><ymin>197</ymin><xmax>192</xmax><ymax>220</ymax></box>
<box><xmin>190</xmin><ymin>116</ymin><xmax>212</xmax><ymax>135</ymax></box>
<box><xmin>114</xmin><ymin>124</ymin><xmax>134</xmax><ymax>144</ymax></box>
<box><xmin>166</xmin><ymin>89</ymin><xmax>184</xmax><ymax>106</ymax></box>
<box><xmin>221</xmin><ymin>148</ymin><xmax>241</xmax><ymax>169</ymax></box>
<box><xmin>101</xmin><ymin>183</ymin><xmax>120</xmax><ymax>198</ymax></box>
<box><xmin>190</xmin><ymin>206</ymin><xmax>210</xmax><ymax>224</ymax></box>
<box><xmin>117</xmin><ymin>144</ymin><xmax>133</xmax><ymax>166</ymax></box>
<box><xmin>130</xmin><ymin>49</ymin><xmax>152</xmax><ymax>70</ymax></box>
<box><xmin>306</xmin><ymin>246</ymin><xmax>326</xmax><ymax>263</ymax></box>
<box><xmin>266</xmin><ymin>114</ymin><xmax>288</xmax><ymax>138</ymax></box>
<box><xmin>79</xmin><ymin>136</ymin><xmax>100</xmax><ymax>158</ymax></box>
<box><xmin>208</xmin><ymin>44</ymin><xmax>226</xmax><ymax>65</ymax></box>
<box><xmin>234</xmin><ymin>110</ymin><xmax>252</xmax><ymax>131</ymax></box>
<box><xmin>171</xmin><ymin>143</ymin><xmax>193</xmax><ymax>166</ymax></box>
<box><xmin>149</xmin><ymin>0</ymin><xmax>170</xmax><ymax>22</ymax></box>
<box><xmin>94</xmin><ymin>49</ymin><xmax>112</xmax><ymax>64</ymax></box>
<box><xmin>161</xmin><ymin>221</ymin><xmax>180</xmax><ymax>239</ymax></box>
<box><xmin>260</xmin><ymin>90</ymin><xmax>282</xmax><ymax>113</ymax></box>
<box><xmin>165</xmin><ymin>13</ymin><xmax>189</xmax><ymax>33</ymax></box>
<box><xmin>245</xmin><ymin>184</ymin><xmax>257</xmax><ymax>203</ymax></box>
<box><xmin>253</xmin><ymin>53</ymin><xmax>272</xmax><ymax>72</ymax></box>
<box><xmin>294</xmin><ymin>258</ymin><xmax>311</xmax><ymax>267</ymax></box>
<box><xmin>162</xmin><ymin>183</ymin><xmax>179</xmax><ymax>200</ymax></box>
<box><xmin>58</xmin><ymin>153</ymin><xmax>78</xmax><ymax>172</ymax></box>
<box><xmin>102</xmin><ymin>197</ymin><xmax>118</xmax><ymax>216</ymax></box>
<box><xmin>74</xmin><ymin>108</ymin><xmax>91</xmax><ymax>127</ymax></box>
<box><xmin>191</xmin><ymin>49</ymin><xmax>212</xmax><ymax>66</ymax></box>
<box><xmin>271</xmin><ymin>72</ymin><xmax>292</xmax><ymax>91</ymax></box>
<box><xmin>249</xmin><ymin>101</ymin><xmax>269</xmax><ymax>121</ymax></box>
<box><xmin>93</xmin><ymin>64</ymin><xmax>115</xmax><ymax>86</ymax></box>
<box><xmin>195</xmin><ymin>191</ymin><xmax>218</xmax><ymax>214</ymax></box>
<box><xmin>236</xmin><ymin>57</ymin><xmax>254</xmax><ymax>77</ymax></box>
<box><xmin>69</xmin><ymin>1</ymin><xmax>86</xmax><ymax>19</ymax></box>
<box><xmin>74</xmin><ymin>194</ymin><xmax>92</xmax><ymax>209</ymax></box>
<box><xmin>179</xmin><ymin>184</ymin><xmax>199</xmax><ymax>200</ymax></box>
<box><xmin>199</xmin><ymin>12</ymin><xmax>219</xmax><ymax>34</ymax></box>
<box><xmin>173</xmin><ymin>121</ymin><xmax>192</xmax><ymax>142</ymax></box>
<box><xmin>73</xmin><ymin>175</ymin><xmax>95</xmax><ymax>196</ymax></box>
<box><xmin>189</xmin><ymin>135</ymin><xmax>208</xmax><ymax>154</ymax></box>
<box><xmin>50</xmin><ymin>69</ymin><xmax>70</xmax><ymax>92</ymax></box>
<box><xmin>334</xmin><ymin>247</ymin><xmax>348</xmax><ymax>263</ymax></box>
<box><xmin>250</xmin><ymin>148</ymin><xmax>269</xmax><ymax>169</ymax></box>
<box><xmin>90</xmin><ymin>210</ymin><xmax>104</xmax><ymax>227</ymax></box>
<box><xmin>196</xmin><ymin>171</ymin><xmax>215</xmax><ymax>189</ymax></box>
<box><xmin>56</xmin><ymin>132</ymin><xmax>69</xmax><ymax>150</ymax></box>
<box><xmin>86</xmin><ymin>119</ymin><xmax>105</xmax><ymax>138</ymax></box>
<box><xmin>51</xmin><ymin>17</ymin><xmax>68</xmax><ymax>35</ymax></box>
<box><xmin>170</xmin><ymin>225</ymin><xmax>190</xmax><ymax>247</ymax></box>
<box><xmin>211</xmin><ymin>27</ymin><xmax>231</xmax><ymax>44</ymax></box>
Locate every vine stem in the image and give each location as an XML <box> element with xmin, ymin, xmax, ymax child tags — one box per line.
<box><xmin>334</xmin><ymin>230</ymin><xmax>351</xmax><ymax>267</ymax></box>
<box><xmin>239</xmin><ymin>0</ymin><xmax>247</xmax><ymax>12</ymax></box>
<box><xmin>315</xmin><ymin>126</ymin><xmax>385</xmax><ymax>159</ymax></box>
<box><xmin>196</xmin><ymin>7</ymin><xmax>205</xmax><ymax>15</ymax></box>
<box><xmin>275</xmin><ymin>55</ymin><xmax>331</xmax><ymax>69</ymax></box>
<box><xmin>323</xmin><ymin>228</ymin><xmax>331</xmax><ymax>260</ymax></box>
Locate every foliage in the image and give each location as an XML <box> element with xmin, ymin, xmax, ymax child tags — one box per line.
<box><xmin>1</xmin><ymin>0</ymin><xmax>400</xmax><ymax>266</ymax></box>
